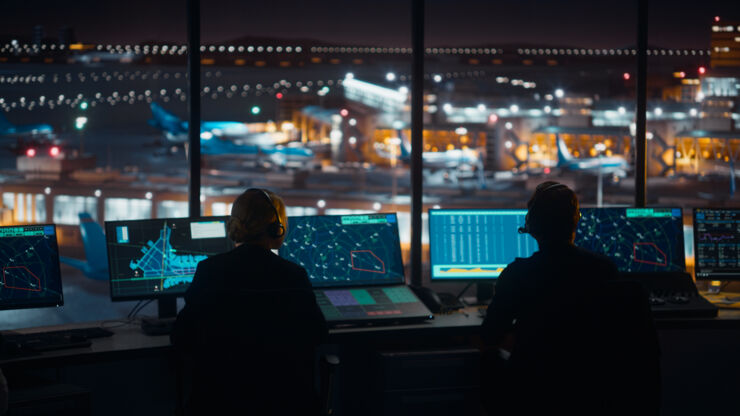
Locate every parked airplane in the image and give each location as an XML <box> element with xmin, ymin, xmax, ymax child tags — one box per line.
<box><xmin>149</xmin><ymin>103</ymin><xmax>314</xmax><ymax>167</ymax></box>
<box><xmin>59</xmin><ymin>213</ymin><xmax>109</xmax><ymax>281</ymax></box>
<box><xmin>556</xmin><ymin>137</ymin><xmax>629</xmax><ymax>177</ymax></box>
<box><xmin>0</xmin><ymin>112</ymin><xmax>53</xmax><ymax>137</ymax></box>
<box><xmin>374</xmin><ymin>131</ymin><xmax>482</xmax><ymax>171</ymax></box>
<box><xmin>148</xmin><ymin>102</ymin><xmax>251</xmax><ymax>143</ymax></box>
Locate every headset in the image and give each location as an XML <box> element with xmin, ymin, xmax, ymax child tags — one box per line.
<box><xmin>518</xmin><ymin>183</ymin><xmax>569</xmax><ymax>235</ymax></box>
<box><xmin>248</xmin><ymin>188</ymin><xmax>285</xmax><ymax>239</ymax></box>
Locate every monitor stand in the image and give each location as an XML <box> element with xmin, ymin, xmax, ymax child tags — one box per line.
<box><xmin>456</xmin><ymin>282</ymin><xmax>494</xmax><ymax>306</ymax></box>
<box><xmin>140</xmin><ymin>297</ymin><xmax>177</xmax><ymax>336</ymax></box>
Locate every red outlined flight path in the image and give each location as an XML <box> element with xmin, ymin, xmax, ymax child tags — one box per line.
<box><xmin>633</xmin><ymin>242</ymin><xmax>667</xmax><ymax>266</ymax></box>
<box><xmin>350</xmin><ymin>250</ymin><xmax>386</xmax><ymax>274</ymax></box>
<box><xmin>2</xmin><ymin>266</ymin><xmax>42</xmax><ymax>292</ymax></box>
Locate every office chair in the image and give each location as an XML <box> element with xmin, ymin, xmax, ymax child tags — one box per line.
<box><xmin>173</xmin><ymin>288</ymin><xmax>338</xmax><ymax>416</ymax></box>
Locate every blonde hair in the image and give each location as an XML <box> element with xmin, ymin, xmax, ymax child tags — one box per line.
<box><xmin>226</xmin><ymin>189</ymin><xmax>286</xmax><ymax>243</ymax></box>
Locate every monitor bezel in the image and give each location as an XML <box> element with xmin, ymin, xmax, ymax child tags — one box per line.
<box><xmin>104</xmin><ymin>216</ymin><xmax>232</xmax><ymax>302</ymax></box>
<box><xmin>577</xmin><ymin>206</ymin><xmax>686</xmax><ymax>274</ymax></box>
<box><xmin>692</xmin><ymin>207</ymin><xmax>740</xmax><ymax>281</ymax></box>
<box><xmin>428</xmin><ymin>208</ymin><xmax>532</xmax><ymax>282</ymax></box>
<box><xmin>0</xmin><ymin>223</ymin><xmax>64</xmax><ymax>310</ymax></box>
<box><xmin>279</xmin><ymin>212</ymin><xmax>406</xmax><ymax>288</ymax></box>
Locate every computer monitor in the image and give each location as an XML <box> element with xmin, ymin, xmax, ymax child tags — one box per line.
<box><xmin>428</xmin><ymin>209</ymin><xmax>538</xmax><ymax>280</ymax></box>
<box><xmin>575</xmin><ymin>207</ymin><xmax>685</xmax><ymax>273</ymax></box>
<box><xmin>105</xmin><ymin>216</ymin><xmax>233</xmax><ymax>302</ymax></box>
<box><xmin>278</xmin><ymin>213</ymin><xmax>405</xmax><ymax>287</ymax></box>
<box><xmin>693</xmin><ymin>208</ymin><xmax>740</xmax><ymax>280</ymax></box>
<box><xmin>0</xmin><ymin>224</ymin><xmax>63</xmax><ymax>310</ymax></box>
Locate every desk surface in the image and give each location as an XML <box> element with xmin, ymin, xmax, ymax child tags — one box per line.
<box><xmin>1</xmin><ymin>306</ymin><xmax>739</xmax><ymax>366</ymax></box>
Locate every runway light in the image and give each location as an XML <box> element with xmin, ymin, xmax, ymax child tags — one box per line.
<box><xmin>251</xmin><ymin>106</ymin><xmax>261</xmax><ymax>115</ymax></box>
<box><xmin>618</xmin><ymin>106</ymin><xmax>626</xmax><ymax>114</ymax></box>
<box><xmin>555</xmin><ymin>89</ymin><xmax>564</xmax><ymax>98</ymax></box>
<box><xmin>690</xmin><ymin>108</ymin><xmax>698</xmax><ymax>116</ymax></box>
<box><xmin>373</xmin><ymin>202</ymin><xmax>381</xmax><ymax>211</ymax></box>
<box><xmin>510</xmin><ymin>104</ymin><xmax>519</xmax><ymax>113</ymax></box>
<box><xmin>49</xmin><ymin>146</ymin><xmax>60</xmax><ymax>157</ymax></box>
<box><xmin>544</xmin><ymin>105</ymin><xmax>552</xmax><ymax>114</ymax></box>
<box><xmin>145</xmin><ymin>192</ymin><xmax>153</xmax><ymax>200</ymax></box>
<box><xmin>79</xmin><ymin>101</ymin><xmax>88</xmax><ymax>110</ymax></box>
<box><xmin>44</xmin><ymin>187</ymin><xmax>51</xmax><ymax>195</ymax></box>
<box><xmin>505</xmin><ymin>122</ymin><xmax>513</xmax><ymax>130</ymax></box>
<box><xmin>654</xmin><ymin>107</ymin><xmax>663</xmax><ymax>116</ymax></box>
<box><xmin>505</xmin><ymin>140</ymin><xmax>513</xmax><ymax>149</ymax></box>
<box><xmin>433</xmin><ymin>74</ymin><xmax>443</xmax><ymax>83</ymax></box>
<box><xmin>75</xmin><ymin>116</ymin><xmax>88</xmax><ymax>130</ymax></box>
<box><xmin>317</xmin><ymin>199</ymin><xmax>326</xmax><ymax>208</ymax></box>
<box><xmin>386</xmin><ymin>72</ymin><xmax>396</xmax><ymax>82</ymax></box>
<box><xmin>340</xmin><ymin>108</ymin><xmax>349</xmax><ymax>117</ymax></box>
<box><xmin>26</xmin><ymin>148</ymin><xmax>36</xmax><ymax>157</ymax></box>
<box><xmin>698</xmin><ymin>66</ymin><xmax>706</xmax><ymax>75</ymax></box>
<box><xmin>94</xmin><ymin>189</ymin><xmax>102</xmax><ymax>197</ymax></box>
<box><xmin>348</xmin><ymin>118</ymin><xmax>357</xmax><ymax>126</ymax></box>
<box><xmin>349</xmin><ymin>136</ymin><xmax>357</xmax><ymax>145</ymax></box>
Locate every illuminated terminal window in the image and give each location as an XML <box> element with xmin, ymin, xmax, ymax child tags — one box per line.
<box><xmin>157</xmin><ymin>200</ymin><xmax>188</xmax><ymax>218</ymax></box>
<box><xmin>104</xmin><ymin>198</ymin><xmax>152</xmax><ymax>221</ymax></box>
<box><xmin>2</xmin><ymin>193</ymin><xmax>46</xmax><ymax>223</ymax></box>
<box><xmin>53</xmin><ymin>196</ymin><xmax>97</xmax><ymax>225</ymax></box>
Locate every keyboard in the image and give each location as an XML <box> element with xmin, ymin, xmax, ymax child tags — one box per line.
<box><xmin>1</xmin><ymin>327</ymin><xmax>114</xmax><ymax>353</ymax></box>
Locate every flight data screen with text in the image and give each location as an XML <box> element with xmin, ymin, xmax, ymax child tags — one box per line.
<box><xmin>0</xmin><ymin>224</ymin><xmax>63</xmax><ymax>310</ymax></box>
<box><xmin>279</xmin><ymin>214</ymin><xmax>405</xmax><ymax>287</ymax></box>
<box><xmin>693</xmin><ymin>208</ymin><xmax>740</xmax><ymax>280</ymax></box>
<box><xmin>575</xmin><ymin>208</ymin><xmax>685</xmax><ymax>273</ymax></box>
<box><xmin>105</xmin><ymin>217</ymin><xmax>233</xmax><ymax>300</ymax></box>
<box><xmin>429</xmin><ymin>209</ymin><xmax>539</xmax><ymax>280</ymax></box>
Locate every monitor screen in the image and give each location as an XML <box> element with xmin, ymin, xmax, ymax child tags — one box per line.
<box><xmin>279</xmin><ymin>213</ymin><xmax>405</xmax><ymax>287</ymax></box>
<box><xmin>0</xmin><ymin>224</ymin><xmax>63</xmax><ymax>310</ymax></box>
<box><xmin>693</xmin><ymin>208</ymin><xmax>740</xmax><ymax>280</ymax></box>
<box><xmin>429</xmin><ymin>209</ymin><xmax>538</xmax><ymax>280</ymax></box>
<box><xmin>105</xmin><ymin>217</ymin><xmax>233</xmax><ymax>300</ymax></box>
<box><xmin>575</xmin><ymin>207</ymin><xmax>685</xmax><ymax>273</ymax></box>
<box><xmin>313</xmin><ymin>286</ymin><xmax>432</xmax><ymax>324</ymax></box>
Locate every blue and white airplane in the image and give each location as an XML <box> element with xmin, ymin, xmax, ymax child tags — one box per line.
<box><xmin>375</xmin><ymin>131</ymin><xmax>482</xmax><ymax>171</ymax></box>
<box><xmin>148</xmin><ymin>102</ymin><xmax>251</xmax><ymax>143</ymax></box>
<box><xmin>59</xmin><ymin>213</ymin><xmax>109</xmax><ymax>281</ymax></box>
<box><xmin>149</xmin><ymin>103</ymin><xmax>314</xmax><ymax>167</ymax></box>
<box><xmin>556</xmin><ymin>137</ymin><xmax>629</xmax><ymax>177</ymax></box>
<box><xmin>0</xmin><ymin>112</ymin><xmax>53</xmax><ymax>138</ymax></box>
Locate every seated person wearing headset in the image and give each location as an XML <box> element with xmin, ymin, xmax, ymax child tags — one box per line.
<box><xmin>173</xmin><ymin>188</ymin><xmax>327</xmax><ymax>416</ymax></box>
<box><xmin>480</xmin><ymin>182</ymin><xmax>647</xmax><ymax>415</ymax></box>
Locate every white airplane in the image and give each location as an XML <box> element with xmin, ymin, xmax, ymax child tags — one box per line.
<box><xmin>556</xmin><ymin>137</ymin><xmax>629</xmax><ymax>177</ymax></box>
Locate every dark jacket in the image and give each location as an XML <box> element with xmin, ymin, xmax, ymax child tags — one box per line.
<box><xmin>172</xmin><ymin>243</ymin><xmax>328</xmax><ymax>416</ymax></box>
<box><xmin>481</xmin><ymin>243</ymin><xmax>659</xmax><ymax>415</ymax></box>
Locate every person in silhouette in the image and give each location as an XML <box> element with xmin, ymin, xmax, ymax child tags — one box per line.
<box><xmin>480</xmin><ymin>181</ymin><xmax>659</xmax><ymax>415</ymax></box>
<box><xmin>173</xmin><ymin>188</ymin><xmax>327</xmax><ymax>416</ymax></box>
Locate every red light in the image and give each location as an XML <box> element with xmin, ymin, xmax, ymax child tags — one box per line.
<box><xmin>26</xmin><ymin>148</ymin><xmax>36</xmax><ymax>157</ymax></box>
<box><xmin>714</xmin><ymin>16</ymin><xmax>720</xmax><ymax>22</ymax></box>
<box><xmin>488</xmin><ymin>114</ymin><xmax>499</xmax><ymax>124</ymax></box>
<box><xmin>275</xmin><ymin>92</ymin><xmax>283</xmax><ymax>99</ymax></box>
<box><xmin>544</xmin><ymin>167</ymin><xmax>551</xmax><ymax>174</ymax></box>
<box><xmin>49</xmin><ymin>146</ymin><xmax>60</xmax><ymax>157</ymax></box>
<box><xmin>340</xmin><ymin>109</ymin><xmax>349</xmax><ymax>117</ymax></box>
<box><xmin>698</xmin><ymin>66</ymin><xmax>706</xmax><ymax>75</ymax></box>
<box><xmin>623</xmin><ymin>72</ymin><xmax>630</xmax><ymax>80</ymax></box>
<box><xmin>679</xmin><ymin>71</ymin><xmax>686</xmax><ymax>78</ymax></box>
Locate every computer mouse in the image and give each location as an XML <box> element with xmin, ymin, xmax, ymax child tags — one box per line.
<box><xmin>410</xmin><ymin>285</ymin><xmax>442</xmax><ymax>313</ymax></box>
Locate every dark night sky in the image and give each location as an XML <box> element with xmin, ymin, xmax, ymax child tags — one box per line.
<box><xmin>3</xmin><ymin>0</ymin><xmax>739</xmax><ymax>49</ymax></box>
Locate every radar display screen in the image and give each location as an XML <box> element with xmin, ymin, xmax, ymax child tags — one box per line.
<box><xmin>0</xmin><ymin>224</ymin><xmax>63</xmax><ymax>310</ymax></box>
<box><xmin>575</xmin><ymin>207</ymin><xmax>685</xmax><ymax>273</ymax></box>
<box><xmin>279</xmin><ymin>214</ymin><xmax>405</xmax><ymax>287</ymax></box>
<box><xmin>429</xmin><ymin>209</ymin><xmax>538</xmax><ymax>280</ymax></box>
<box><xmin>693</xmin><ymin>208</ymin><xmax>740</xmax><ymax>280</ymax></box>
<box><xmin>105</xmin><ymin>217</ymin><xmax>233</xmax><ymax>300</ymax></box>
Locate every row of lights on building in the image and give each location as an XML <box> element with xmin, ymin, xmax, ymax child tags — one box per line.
<box><xmin>517</xmin><ymin>47</ymin><xmax>711</xmax><ymax>57</ymax></box>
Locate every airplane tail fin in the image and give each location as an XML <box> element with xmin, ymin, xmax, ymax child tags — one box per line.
<box><xmin>149</xmin><ymin>102</ymin><xmax>185</xmax><ymax>133</ymax></box>
<box><xmin>556</xmin><ymin>136</ymin><xmax>573</xmax><ymax>167</ymax></box>
<box><xmin>0</xmin><ymin>112</ymin><xmax>13</xmax><ymax>132</ymax></box>
<box><xmin>396</xmin><ymin>129</ymin><xmax>412</xmax><ymax>159</ymax></box>
<box><xmin>78</xmin><ymin>213</ymin><xmax>109</xmax><ymax>275</ymax></box>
